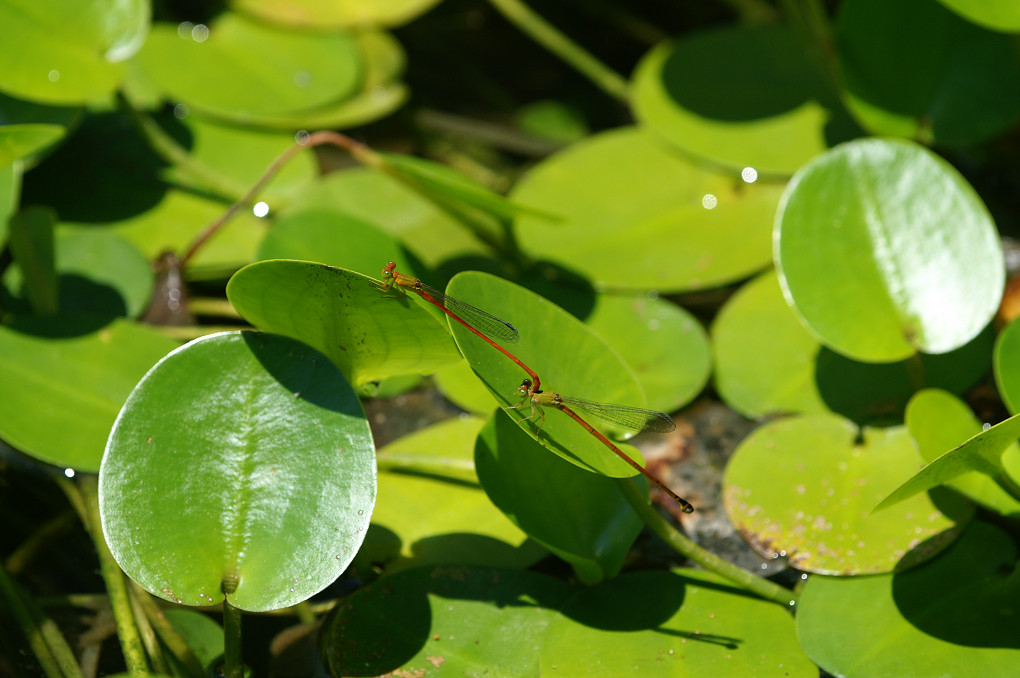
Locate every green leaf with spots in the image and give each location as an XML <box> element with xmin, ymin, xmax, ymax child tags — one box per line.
<box><xmin>724</xmin><ymin>414</ymin><xmax>971</xmax><ymax>574</ymax></box>
<box><xmin>100</xmin><ymin>331</ymin><xmax>375</xmax><ymax>612</ymax></box>
<box><xmin>798</xmin><ymin>521</ymin><xmax>1020</xmax><ymax>678</ymax></box>
<box><xmin>227</xmin><ymin>259</ymin><xmax>460</xmax><ymax>386</ymax></box>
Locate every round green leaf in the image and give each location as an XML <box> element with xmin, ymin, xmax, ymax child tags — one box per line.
<box><xmin>446</xmin><ymin>272</ymin><xmax>652</xmax><ymax>479</ymax></box>
<box><xmin>906</xmin><ymin>389</ymin><xmax>1020</xmax><ymax>517</ymax></box>
<box><xmin>837</xmin><ymin>0</ymin><xmax>1020</xmax><ymax>145</ymax></box>
<box><xmin>712</xmin><ymin>269</ymin><xmax>827</xmax><ymax>417</ymax></box>
<box><xmin>586</xmin><ymin>293</ymin><xmax>710</xmax><ymax>414</ymax></box>
<box><xmin>226</xmin><ymin>260</ymin><xmax>460</xmax><ymax>385</ymax></box>
<box><xmin>511</xmin><ymin>126</ymin><xmax>781</xmax><ymax>292</ymax></box>
<box><xmin>713</xmin><ymin>270</ymin><xmax>992</xmax><ymax>422</ymax></box>
<box><xmin>53</xmin><ymin>227</ymin><xmax>153</xmax><ymax>318</ymax></box>
<box><xmin>162</xmin><ymin>608</ymin><xmax>223</xmax><ymax>673</ymax></box>
<box><xmin>293</xmin><ymin>168</ymin><xmax>486</xmax><ymax>268</ymax></box>
<box><xmin>231</xmin><ymin>0</ymin><xmax>443</xmax><ymax>28</ymax></box>
<box><xmin>0</xmin><ymin>0</ymin><xmax>149</xmax><ymax>104</ymax></box>
<box><xmin>724</xmin><ymin>414</ymin><xmax>971</xmax><ymax>574</ymax></box>
<box><xmin>100</xmin><ymin>331</ymin><xmax>375</xmax><ymax>612</ymax></box>
<box><xmin>936</xmin><ymin>0</ymin><xmax>1020</xmax><ymax>31</ymax></box>
<box><xmin>542</xmin><ymin>569</ymin><xmax>815</xmax><ymax>677</ymax></box>
<box><xmin>165</xmin><ymin>116</ymin><xmax>317</xmax><ymax>203</ymax></box>
<box><xmin>475</xmin><ymin>412</ymin><xmax>644</xmax><ymax>585</ymax></box>
<box><xmin>134</xmin><ymin>13</ymin><xmax>361</xmax><ymax>119</ymax></box>
<box><xmin>798</xmin><ymin>521</ymin><xmax>1020</xmax><ymax>677</ymax></box>
<box><xmin>256</xmin><ymin>207</ymin><xmax>419</xmax><ymax>277</ymax></box>
<box><xmin>0</xmin><ymin>318</ymin><xmax>178</xmax><ymax>471</ymax></box>
<box><xmin>366</xmin><ymin>416</ymin><xmax>543</xmax><ymax>571</ymax></box>
<box><xmin>776</xmin><ymin>138</ymin><xmax>1003</xmax><ymax>362</ymax></box>
<box><xmin>434</xmin><ymin>358</ymin><xmax>499</xmax><ymax>416</ymax></box>
<box><xmin>324</xmin><ymin>566</ymin><xmax>572</xmax><ymax>677</ymax></box>
<box><xmin>632</xmin><ymin>24</ymin><xmax>859</xmax><ymax>177</ymax></box>
<box><xmin>994</xmin><ymin>316</ymin><xmax>1020</xmax><ymax>414</ymax></box>
<box><xmin>0</xmin><ymin>124</ymin><xmax>66</xmax><ymax>167</ymax></box>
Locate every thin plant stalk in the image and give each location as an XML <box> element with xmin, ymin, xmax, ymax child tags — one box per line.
<box><xmin>486</xmin><ymin>0</ymin><xmax>629</xmax><ymax>102</ymax></box>
<box><xmin>0</xmin><ymin>564</ymin><xmax>83</xmax><ymax>678</ymax></box>
<box><xmin>221</xmin><ymin>599</ymin><xmax>244</xmax><ymax>678</ymax></box>
<box><xmin>615</xmin><ymin>477</ymin><xmax>798</xmax><ymax>608</ymax></box>
<box><xmin>73</xmin><ymin>476</ymin><xmax>150</xmax><ymax>675</ymax></box>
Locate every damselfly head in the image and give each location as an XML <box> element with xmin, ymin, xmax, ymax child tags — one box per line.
<box><xmin>517</xmin><ymin>379</ymin><xmax>532</xmax><ymax>397</ymax></box>
<box><xmin>381</xmin><ymin>261</ymin><xmax>397</xmax><ymax>278</ymax></box>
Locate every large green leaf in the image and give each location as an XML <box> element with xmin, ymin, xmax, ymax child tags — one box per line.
<box><xmin>0</xmin><ymin>318</ymin><xmax>178</xmax><ymax>471</ymax></box>
<box><xmin>292</xmin><ymin>168</ymin><xmax>486</xmax><ymax>268</ymax></box>
<box><xmin>231</xmin><ymin>0</ymin><xmax>443</xmax><ymax>28</ymax></box>
<box><xmin>875</xmin><ymin>406</ymin><xmax>1020</xmax><ymax>512</ymax></box>
<box><xmin>585</xmin><ymin>293</ymin><xmax>710</xmax><ymax>414</ymax></box>
<box><xmin>511</xmin><ymin>126</ymin><xmax>781</xmax><ymax>292</ymax></box>
<box><xmin>0</xmin><ymin>123</ymin><xmax>65</xmax><ymax>167</ymax></box>
<box><xmin>323</xmin><ymin>566</ymin><xmax>572</xmax><ymax>676</ymax></box>
<box><xmin>632</xmin><ymin>24</ymin><xmax>858</xmax><ymax>177</ymax></box>
<box><xmin>713</xmin><ymin>269</ymin><xmax>994</xmax><ymax>422</ymax></box>
<box><xmin>994</xmin><ymin>315</ymin><xmax>1020</xmax><ymax>413</ymax></box>
<box><xmin>475</xmin><ymin>412</ymin><xmax>644</xmax><ymax>585</ymax></box>
<box><xmin>133</xmin><ymin>13</ymin><xmax>361</xmax><ymax>119</ymax></box>
<box><xmin>100</xmin><ymin>331</ymin><xmax>375</xmax><ymax>612</ymax></box>
<box><xmin>798</xmin><ymin>521</ymin><xmax>1020</xmax><ymax>677</ymax></box>
<box><xmin>837</xmin><ymin>0</ymin><xmax>1020</xmax><ymax>145</ymax></box>
<box><xmin>53</xmin><ymin>227</ymin><xmax>153</xmax><ymax>318</ymax></box>
<box><xmin>365</xmin><ymin>416</ymin><xmax>543</xmax><ymax>571</ymax></box>
<box><xmin>936</xmin><ymin>0</ymin><xmax>1020</xmax><ymax>30</ymax></box>
<box><xmin>226</xmin><ymin>260</ymin><xmax>460</xmax><ymax>385</ymax></box>
<box><xmin>446</xmin><ymin>271</ymin><xmax>655</xmax><ymax>479</ymax></box>
<box><xmin>542</xmin><ymin>569</ymin><xmax>815</xmax><ymax>676</ymax></box>
<box><xmin>905</xmin><ymin>389</ymin><xmax>1020</xmax><ymax>517</ymax></box>
<box><xmin>0</xmin><ymin>0</ymin><xmax>149</xmax><ymax>104</ymax></box>
<box><xmin>724</xmin><ymin>414</ymin><xmax>971</xmax><ymax>574</ymax></box>
<box><xmin>776</xmin><ymin>138</ymin><xmax>1002</xmax><ymax>362</ymax></box>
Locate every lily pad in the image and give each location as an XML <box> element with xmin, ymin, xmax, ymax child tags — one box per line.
<box><xmin>875</xmin><ymin>405</ymin><xmax>1020</xmax><ymax>513</ymax></box>
<box><xmin>133</xmin><ymin>13</ymin><xmax>361</xmax><ymax>120</ymax></box>
<box><xmin>0</xmin><ymin>0</ymin><xmax>149</xmax><ymax>104</ymax></box>
<box><xmin>542</xmin><ymin>569</ymin><xmax>816</xmax><ymax>676</ymax></box>
<box><xmin>713</xmin><ymin>270</ymin><xmax>993</xmax><ymax>422</ymax></box>
<box><xmin>475</xmin><ymin>412</ymin><xmax>644</xmax><ymax>584</ymax></box>
<box><xmin>226</xmin><ymin>260</ymin><xmax>460</xmax><ymax>385</ymax></box>
<box><xmin>585</xmin><ymin>292</ymin><xmax>710</xmax><ymax>414</ymax></box>
<box><xmin>837</xmin><ymin>0</ymin><xmax>1020</xmax><ymax>145</ymax></box>
<box><xmin>0</xmin><ymin>123</ymin><xmax>66</xmax><ymax>167</ymax></box>
<box><xmin>100</xmin><ymin>331</ymin><xmax>375</xmax><ymax>612</ymax></box>
<box><xmin>724</xmin><ymin>414</ymin><xmax>971</xmax><ymax>574</ymax></box>
<box><xmin>366</xmin><ymin>416</ymin><xmax>543</xmax><ymax>571</ymax></box>
<box><xmin>511</xmin><ymin>126</ymin><xmax>781</xmax><ymax>292</ymax></box>
<box><xmin>231</xmin><ymin>0</ymin><xmax>443</xmax><ymax>28</ymax></box>
<box><xmin>293</xmin><ymin>168</ymin><xmax>486</xmax><ymax>268</ymax></box>
<box><xmin>936</xmin><ymin>0</ymin><xmax>1020</xmax><ymax>31</ymax></box>
<box><xmin>905</xmin><ymin>389</ymin><xmax>1020</xmax><ymax>517</ymax></box>
<box><xmin>994</xmin><ymin>316</ymin><xmax>1020</xmax><ymax>413</ymax></box>
<box><xmin>776</xmin><ymin>138</ymin><xmax>1003</xmax><ymax>362</ymax></box>
<box><xmin>632</xmin><ymin>24</ymin><xmax>858</xmax><ymax>177</ymax></box>
<box><xmin>446</xmin><ymin>271</ymin><xmax>656</xmax><ymax>479</ymax></box>
<box><xmin>798</xmin><ymin>521</ymin><xmax>1020</xmax><ymax>678</ymax></box>
<box><xmin>323</xmin><ymin>566</ymin><xmax>572</xmax><ymax>677</ymax></box>
<box><xmin>0</xmin><ymin>317</ymin><xmax>178</xmax><ymax>471</ymax></box>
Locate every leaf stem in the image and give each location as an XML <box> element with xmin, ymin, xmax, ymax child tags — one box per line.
<box><xmin>221</xmin><ymin>599</ymin><xmax>244</xmax><ymax>678</ymax></box>
<box><xmin>74</xmin><ymin>475</ymin><xmax>151</xmax><ymax>675</ymax></box>
<box><xmin>0</xmin><ymin>563</ymin><xmax>82</xmax><ymax>678</ymax></box>
<box><xmin>485</xmin><ymin>0</ymin><xmax>630</xmax><ymax>102</ymax></box>
<box><xmin>615</xmin><ymin>478</ymin><xmax>798</xmax><ymax>608</ymax></box>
